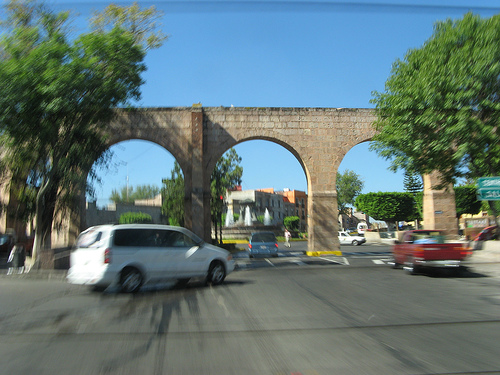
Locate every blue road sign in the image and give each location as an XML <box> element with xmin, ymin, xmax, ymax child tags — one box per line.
<box><xmin>477</xmin><ymin>188</ymin><xmax>500</xmax><ymax>201</ymax></box>
<box><xmin>478</xmin><ymin>177</ymin><xmax>500</xmax><ymax>189</ymax></box>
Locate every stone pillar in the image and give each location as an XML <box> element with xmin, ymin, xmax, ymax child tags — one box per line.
<box><xmin>189</xmin><ymin>106</ymin><xmax>210</xmax><ymax>240</ymax></box>
<box><xmin>423</xmin><ymin>172</ymin><xmax>458</xmax><ymax>234</ymax></box>
<box><xmin>307</xmin><ymin>190</ymin><xmax>341</xmax><ymax>255</ymax></box>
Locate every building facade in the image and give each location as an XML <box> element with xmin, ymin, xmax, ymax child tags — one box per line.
<box><xmin>225</xmin><ymin>188</ymin><xmax>301</xmax><ymax>228</ymax></box>
<box><xmin>279</xmin><ymin>189</ymin><xmax>308</xmax><ymax>231</ymax></box>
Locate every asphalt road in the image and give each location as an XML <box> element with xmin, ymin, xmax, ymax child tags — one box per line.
<box><xmin>1</xmin><ymin>252</ymin><xmax>499</xmax><ymax>375</ymax></box>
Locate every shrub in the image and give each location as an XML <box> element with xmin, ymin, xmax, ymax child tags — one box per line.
<box><xmin>284</xmin><ymin>216</ymin><xmax>300</xmax><ymax>231</ymax></box>
<box><xmin>119</xmin><ymin>212</ymin><xmax>153</xmax><ymax>224</ymax></box>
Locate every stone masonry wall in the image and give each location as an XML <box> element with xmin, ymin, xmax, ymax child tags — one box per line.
<box><xmin>1</xmin><ymin>106</ymin><xmax>458</xmax><ymax>256</ymax></box>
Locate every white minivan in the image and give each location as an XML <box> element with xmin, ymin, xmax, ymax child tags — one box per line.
<box><xmin>67</xmin><ymin>224</ymin><xmax>235</xmax><ymax>292</ymax></box>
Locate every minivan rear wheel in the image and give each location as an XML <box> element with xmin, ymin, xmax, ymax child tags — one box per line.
<box><xmin>120</xmin><ymin>267</ymin><xmax>143</xmax><ymax>293</ymax></box>
<box><xmin>206</xmin><ymin>261</ymin><xmax>226</xmax><ymax>286</ymax></box>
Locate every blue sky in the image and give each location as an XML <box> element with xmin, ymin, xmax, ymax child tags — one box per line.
<box><xmin>47</xmin><ymin>0</ymin><xmax>500</xmax><ymax>206</ymax></box>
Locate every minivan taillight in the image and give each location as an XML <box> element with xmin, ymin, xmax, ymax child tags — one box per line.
<box><xmin>104</xmin><ymin>248</ymin><xmax>111</xmax><ymax>264</ymax></box>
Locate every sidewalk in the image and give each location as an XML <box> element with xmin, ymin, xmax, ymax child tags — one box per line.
<box><xmin>464</xmin><ymin>241</ymin><xmax>500</xmax><ymax>278</ymax></box>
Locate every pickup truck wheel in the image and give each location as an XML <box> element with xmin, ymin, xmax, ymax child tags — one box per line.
<box><xmin>407</xmin><ymin>265</ymin><xmax>421</xmax><ymax>275</ymax></box>
<box><xmin>392</xmin><ymin>260</ymin><xmax>402</xmax><ymax>269</ymax></box>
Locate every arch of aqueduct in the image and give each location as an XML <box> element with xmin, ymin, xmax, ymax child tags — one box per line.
<box><xmin>1</xmin><ymin>106</ymin><xmax>458</xmax><ymax>254</ymax></box>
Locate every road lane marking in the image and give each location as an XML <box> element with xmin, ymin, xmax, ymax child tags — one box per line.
<box><xmin>265</xmin><ymin>258</ymin><xmax>275</xmax><ymax>267</ymax></box>
<box><xmin>317</xmin><ymin>256</ymin><xmax>346</xmax><ymax>265</ymax></box>
<box><xmin>372</xmin><ymin>259</ymin><xmax>385</xmax><ymax>265</ymax></box>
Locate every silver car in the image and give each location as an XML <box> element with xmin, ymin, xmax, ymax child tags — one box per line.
<box><xmin>67</xmin><ymin>224</ymin><xmax>235</xmax><ymax>292</ymax></box>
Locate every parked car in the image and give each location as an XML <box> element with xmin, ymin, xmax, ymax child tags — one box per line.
<box><xmin>67</xmin><ymin>224</ymin><xmax>235</xmax><ymax>292</ymax></box>
<box><xmin>248</xmin><ymin>231</ymin><xmax>279</xmax><ymax>257</ymax></box>
<box><xmin>357</xmin><ymin>222</ymin><xmax>368</xmax><ymax>234</ymax></box>
<box><xmin>473</xmin><ymin>225</ymin><xmax>498</xmax><ymax>241</ymax></box>
<box><xmin>472</xmin><ymin>225</ymin><xmax>498</xmax><ymax>250</ymax></box>
<box><xmin>0</xmin><ymin>233</ymin><xmax>15</xmax><ymax>256</ymax></box>
<box><xmin>338</xmin><ymin>231</ymin><xmax>366</xmax><ymax>246</ymax></box>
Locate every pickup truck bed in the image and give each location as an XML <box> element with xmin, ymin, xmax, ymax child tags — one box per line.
<box><xmin>392</xmin><ymin>230</ymin><xmax>471</xmax><ymax>275</ymax></box>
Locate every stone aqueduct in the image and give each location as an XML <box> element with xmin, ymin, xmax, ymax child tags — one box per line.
<box><xmin>2</xmin><ymin>106</ymin><xmax>458</xmax><ymax>253</ymax></box>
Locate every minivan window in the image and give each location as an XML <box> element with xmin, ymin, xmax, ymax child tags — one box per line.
<box><xmin>113</xmin><ymin>229</ymin><xmax>200</xmax><ymax>248</ymax></box>
<box><xmin>76</xmin><ymin>229</ymin><xmax>102</xmax><ymax>248</ymax></box>
<box><xmin>164</xmin><ymin>231</ymin><xmax>198</xmax><ymax>247</ymax></box>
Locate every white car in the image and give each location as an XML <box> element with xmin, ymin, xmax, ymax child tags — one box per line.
<box><xmin>338</xmin><ymin>231</ymin><xmax>366</xmax><ymax>246</ymax></box>
<box><xmin>67</xmin><ymin>224</ymin><xmax>235</xmax><ymax>292</ymax></box>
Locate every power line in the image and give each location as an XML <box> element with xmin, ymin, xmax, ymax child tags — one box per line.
<box><xmin>50</xmin><ymin>1</ymin><xmax>500</xmax><ymax>14</ymax></box>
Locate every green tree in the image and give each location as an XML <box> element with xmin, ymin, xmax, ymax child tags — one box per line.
<box><xmin>110</xmin><ymin>184</ymin><xmax>160</xmax><ymax>204</ymax></box>
<box><xmin>211</xmin><ymin>148</ymin><xmax>243</xmax><ymax>244</ymax></box>
<box><xmin>0</xmin><ymin>0</ymin><xmax>166</xmax><ymax>266</ymax></box>
<box><xmin>404</xmin><ymin>170</ymin><xmax>423</xmax><ymax>227</ymax></box>
<box><xmin>284</xmin><ymin>216</ymin><xmax>300</xmax><ymax>231</ymax></box>
<box><xmin>355</xmin><ymin>192</ymin><xmax>417</xmax><ymax>227</ymax></box>
<box><xmin>403</xmin><ymin>171</ymin><xmax>423</xmax><ymax>194</ymax></box>
<box><xmin>161</xmin><ymin>161</ymin><xmax>184</xmax><ymax>226</ymax></box>
<box><xmin>336</xmin><ymin>169</ymin><xmax>364</xmax><ymax>215</ymax></box>
<box><xmin>454</xmin><ymin>185</ymin><xmax>481</xmax><ymax>218</ymax></box>
<box><xmin>370</xmin><ymin>13</ymin><xmax>500</xmax><ymax>224</ymax></box>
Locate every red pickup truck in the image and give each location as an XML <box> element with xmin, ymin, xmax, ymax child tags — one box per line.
<box><xmin>392</xmin><ymin>230</ymin><xmax>472</xmax><ymax>275</ymax></box>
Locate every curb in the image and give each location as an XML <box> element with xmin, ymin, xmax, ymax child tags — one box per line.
<box><xmin>306</xmin><ymin>250</ymin><xmax>343</xmax><ymax>257</ymax></box>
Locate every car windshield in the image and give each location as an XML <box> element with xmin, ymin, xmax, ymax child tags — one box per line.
<box><xmin>251</xmin><ymin>233</ymin><xmax>276</xmax><ymax>243</ymax></box>
<box><xmin>412</xmin><ymin>231</ymin><xmax>445</xmax><ymax>244</ymax></box>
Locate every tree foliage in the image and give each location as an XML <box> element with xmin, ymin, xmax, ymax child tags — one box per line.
<box><xmin>404</xmin><ymin>171</ymin><xmax>423</xmax><ymax>224</ymax></box>
<box><xmin>454</xmin><ymin>185</ymin><xmax>481</xmax><ymax>218</ymax></box>
<box><xmin>160</xmin><ymin>148</ymin><xmax>243</xmax><ymax>237</ymax></box>
<box><xmin>284</xmin><ymin>216</ymin><xmax>300</xmax><ymax>231</ymax></box>
<box><xmin>370</xmin><ymin>13</ymin><xmax>500</xmax><ymax>223</ymax></box>
<box><xmin>336</xmin><ymin>169</ymin><xmax>364</xmax><ymax>215</ymax></box>
<box><xmin>211</xmin><ymin>148</ymin><xmax>243</xmax><ymax>244</ymax></box>
<box><xmin>355</xmin><ymin>192</ymin><xmax>417</xmax><ymax>224</ymax></box>
<box><xmin>110</xmin><ymin>184</ymin><xmax>160</xmax><ymax>204</ymax></box>
<box><xmin>161</xmin><ymin>161</ymin><xmax>184</xmax><ymax>227</ymax></box>
<box><xmin>90</xmin><ymin>1</ymin><xmax>167</xmax><ymax>50</ymax></box>
<box><xmin>0</xmin><ymin>0</ymin><xmax>165</xmax><ymax>265</ymax></box>
<box><xmin>403</xmin><ymin>171</ymin><xmax>423</xmax><ymax>194</ymax></box>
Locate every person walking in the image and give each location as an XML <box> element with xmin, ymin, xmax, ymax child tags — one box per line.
<box><xmin>284</xmin><ymin>229</ymin><xmax>291</xmax><ymax>248</ymax></box>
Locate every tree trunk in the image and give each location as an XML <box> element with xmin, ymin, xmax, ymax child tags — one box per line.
<box><xmin>213</xmin><ymin>218</ymin><xmax>218</xmax><ymax>245</ymax></box>
<box><xmin>488</xmin><ymin>201</ymin><xmax>500</xmax><ymax>235</ymax></box>
<box><xmin>219</xmin><ymin>212</ymin><xmax>223</xmax><ymax>245</ymax></box>
<box><xmin>30</xmin><ymin>178</ymin><xmax>57</xmax><ymax>270</ymax></box>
